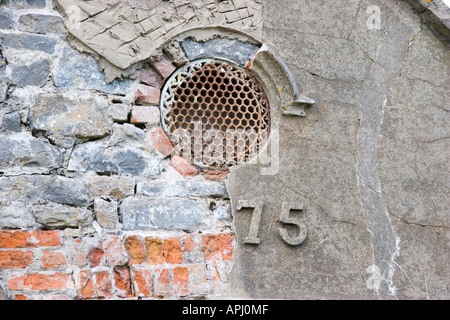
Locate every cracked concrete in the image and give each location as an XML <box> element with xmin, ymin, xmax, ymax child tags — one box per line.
<box><xmin>225</xmin><ymin>0</ymin><xmax>449</xmax><ymax>299</ymax></box>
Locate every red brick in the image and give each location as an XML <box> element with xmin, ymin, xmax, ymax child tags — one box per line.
<box><xmin>145</xmin><ymin>236</ymin><xmax>164</xmax><ymax>265</ymax></box>
<box><xmin>9</xmin><ymin>272</ymin><xmax>73</xmax><ymax>291</ymax></box>
<box><xmin>164</xmin><ymin>237</ymin><xmax>182</xmax><ymax>264</ymax></box>
<box><xmin>124</xmin><ymin>236</ymin><xmax>145</xmax><ymax>265</ymax></box>
<box><xmin>104</xmin><ymin>237</ymin><xmax>128</xmax><ymax>267</ymax></box>
<box><xmin>71</xmin><ymin>252</ymin><xmax>86</xmax><ymax>267</ymax></box>
<box><xmin>130</xmin><ymin>105</ymin><xmax>160</xmax><ymax>124</ymax></box>
<box><xmin>114</xmin><ymin>267</ymin><xmax>133</xmax><ymax>298</ymax></box>
<box><xmin>202</xmin><ymin>234</ymin><xmax>221</xmax><ymax>265</ymax></box>
<box><xmin>87</xmin><ymin>247</ymin><xmax>106</xmax><ymax>268</ymax></box>
<box><xmin>0</xmin><ymin>230</ymin><xmax>60</xmax><ymax>248</ymax></box>
<box><xmin>169</xmin><ymin>155</ymin><xmax>199</xmax><ymax>177</ymax></box>
<box><xmin>94</xmin><ymin>271</ymin><xmax>113</xmax><ymax>299</ymax></box>
<box><xmin>75</xmin><ymin>270</ymin><xmax>95</xmax><ymax>299</ymax></box>
<box><xmin>218</xmin><ymin>233</ymin><xmax>235</xmax><ymax>261</ymax></box>
<box><xmin>153</xmin><ymin>268</ymin><xmax>171</xmax><ymax>298</ymax></box>
<box><xmin>15</xmin><ymin>294</ymin><xmax>27</xmax><ymax>300</ymax></box>
<box><xmin>150</xmin><ymin>127</ymin><xmax>174</xmax><ymax>157</ymax></box>
<box><xmin>173</xmin><ymin>267</ymin><xmax>189</xmax><ymax>297</ymax></box>
<box><xmin>0</xmin><ymin>250</ymin><xmax>33</xmax><ymax>269</ymax></box>
<box><xmin>133</xmin><ymin>268</ymin><xmax>152</xmax><ymax>297</ymax></box>
<box><xmin>41</xmin><ymin>250</ymin><xmax>66</xmax><ymax>269</ymax></box>
<box><xmin>134</xmin><ymin>84</ymin><xmax>161</xmax><ymax>105</ymax></box>
<box><xmin>138</xmin><ymin>68</ymin><xmax>163</xmax><ymax>89</ymax></box>
<box><xmin>151</xmin><ymin>56</ymin><xmax>176</xmax><ymax>79</ymax></box>
<box><xmin>183</xmin><ymin>234</ymin><xmax>201</xmax><ymax>254</ymax></box>
<box><xmin>203</xmin><ymin>169</ymin><xmax>230</xmax><ymax>180</ymax></box>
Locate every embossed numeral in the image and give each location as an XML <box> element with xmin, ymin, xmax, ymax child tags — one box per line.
<box><xmin>237</xmin><ymin>200</ymin><xmax>307</xmax><ymax>246</ymax></box>
<box><xmin>236</xmin><ymin>200</ymin><xmax>264</xmax><ymax>245</ymax></box>
<box><xmin>278</xmin><ymin>202</ymin><xmax>307</xmax><ymax>246</ymax></box>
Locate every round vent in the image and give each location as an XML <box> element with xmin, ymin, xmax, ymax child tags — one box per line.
<box><xmin>159</xmin><ymin>59</ymin><xmax>270</xmax><ymax>168</ymax></box>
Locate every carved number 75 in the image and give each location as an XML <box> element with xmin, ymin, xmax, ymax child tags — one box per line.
<box><xmin>236</xmin><ymin>201</ymin><xmax>307</xmax><ymax>246</ymax></box>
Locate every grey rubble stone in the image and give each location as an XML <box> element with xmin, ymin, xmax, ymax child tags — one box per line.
<box><xmin>30</xmin><ymin>94</ymin><xmax>112</xmax><ymax>148</ymax></box>
<box><xmin>68</xmin><ymin>123</ymin><xmax>160</xmax><ymax>176</ymax></box>
<box><xmin>108</xmin><ymin>103</ymin><xmax>130</xmax><ymax>122</ymax></box>
<box><xmin>32</xmin><ymin>203</ymin><xmax>93</xmax><ymax>228</ymax></box>
<box><xmin>0</xmin><ymin>132</ymin><xmax>63</xmax><ymax>174</ymax></box>
<box><xmin>212</xmin><ymin>203</ymin><xmax>232</xmax><ymax>225</ymax></box>
<box><xmin>137</xmin><ymin>179</ymin><xmax>228</xmax><ymax>199</ymax></box>
<box><xmin>0</xmin><ymin>9</ymin><xmax>14</xmax><ymax>30</ymax></box>
<box><xmin>0</xmin><ymin>201</ymin><xmax>38</xmax><ymax>229</ymax></box>
<box><xmin>10</xmin><ymin>59</ymin><xmax>50</xmax><ymax>87</ymax></box>
<box><xmin>2</xmin><ymin>0</ymin><xmax>46</xmax><ymax>8</ymax></box>
<box><xmin>18</xmin><ymin>14</ymin><xmax>65</xmax><ymax>35</ymax></box>
<box><xmin>0</xmin><ymin>33</ymin><xmax>56</xmax><ymax>54</ymax></box>
<box><xmin>94</xmin><ymin>197</ymin><xmax>119</xmax><ymax>229</ymax></box>
<box><xmin>120</xmin><ymin>197</ymin><xmax>209</xmax><ymax>231</ymax></box>
<box><xmin>1</xmin><ymin>112</ymin><xmax>21</xmax><ymax>132</ymax></box>
<box><xmin>0</xmin><ymin>175</ymin><xmax>90</xmax><ymax>206</ymax></box>
<box><xmin>181</xmin><ymin>38</ymin><xmax>259</xmax><ymax>67</ymax></box>
<box><xmin>54</xmin><ymin>46</ymin><xmax>132</xmax><ymax>94</ymax></box>
<box><xmin>83</xmin><ymin>174</ymin><xmax>135</xmax><ymax>199</ymax></box>
<box><xmin>68</xmin><ymin>143</ymin><xmax>158</xmax><ymax>176</ymax></box>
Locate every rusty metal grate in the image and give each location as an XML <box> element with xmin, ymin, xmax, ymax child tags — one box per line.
<box><xmin>160</xmin><ymin>59</ymin><xmax>270</xmax><ymax>168</ymax></box>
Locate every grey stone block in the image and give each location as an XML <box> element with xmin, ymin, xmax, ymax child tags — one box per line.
<box><xmin>0</xmin><ymin>201</ymin><xmax>38</xmax><ymax>229</ymax></box>
<box><xmin>83</xmin><ymin>173</ymin><xmax>135</xmax><ymax>200</ymax></box>
<box><xmin>120</xmin><ymin>197</ymin><xmax>209</xmax><ymax>231</ymax></box>
<box><xmin>181</xmin><ymin>38</ymin><xmax>259</xmax><ymax>66</ymax></box>
<box><xmin>30</xmin><ymin>93</ymin><xmax>112</xmax><ymax>148</ymax></box>
<box><xmin>0</xmin><ymin>132</ymin><xmax>63</xmax><ymax>174</ymax></box>
<box><xmin>68</xmin><ymin>123</ymin><xmax>160</xmax><ymax>176</ymax></box>
<box><xmin>1</xmin><ymin>112</ymin><xmax>21</xmax><ymax>132</ymax></box>
<box><xmin>18</xmin><ymin>14</ymin><xmax>65</xmax><ymax>35</ymax></box>
<box><xmin>53</xmin><ymin>46</ymin><xmax>132</xmax><ymax>94</ymax></box>
<box><xmin>32</xmin><ymin>203</ymin><xmax>93</xmax><ymax>228</ymax></box>
<box><xmin>68</xmin><ymin>143</ymin><xmax>159</xmax><ymax>177</ymax></box>
<box><xmin>108</xmin><ymin>103</ymin><xmax>130</xmax><ymax>122</ymax></box>
<box><xmin>137</xmin><ymin>179</ymin><xmax>228</xmax><ymax>199</ymax></box>
<box><xmin>94</xmin><ymin>197</ymin><xmax>119</xmax><ymax>229</ymax></box>
<box><xmin>0</xmin><ymin>9</ymin><xmax>14</xmax><ymax>30</ymax></box>
<box><xmin>0</xmin><ymin>175</ymin><xmax>90</xmax><ymax>206</ymax></box>
<box><xmin>0</xmin><ymin>32</ymin><xmax>57</xmax><ymax>54</ymax></box>
<box><xmin>10</xmin><ymin>59</ymin><xmax>50</xmax><ymax>87</ymax></box>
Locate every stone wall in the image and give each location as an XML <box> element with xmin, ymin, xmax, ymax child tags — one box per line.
<box><xmin>0</xmin><ymin>0</ymin><xmax>234</xmax><ymax>300</ymax></box>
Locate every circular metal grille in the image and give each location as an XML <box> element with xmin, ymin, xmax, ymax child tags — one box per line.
<box><xmin>160</xmin><ymin>59</ymin><xmax>270</xmax><ymax>168</ymax></box>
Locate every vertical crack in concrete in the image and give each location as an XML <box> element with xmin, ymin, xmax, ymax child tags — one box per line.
<box><xmin>355</xmin><ymin>14</ymin><xmax>420</xmax><ymax>297</ymax></box>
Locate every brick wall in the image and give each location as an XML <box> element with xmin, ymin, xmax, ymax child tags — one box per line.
<box><xmin>0</xmin><ymin>230</ymin><xmax>234</xmax><ymax>299</ymax></box>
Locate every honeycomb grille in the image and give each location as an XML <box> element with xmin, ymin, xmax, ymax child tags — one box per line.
<box><xmin>160</xmin><ymin>59</ymin><xmax>270</xmax><ymax>168</ymax></box>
